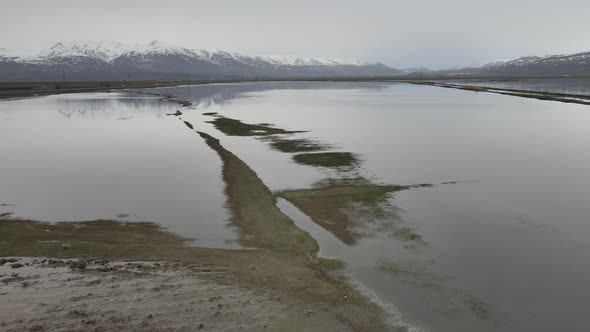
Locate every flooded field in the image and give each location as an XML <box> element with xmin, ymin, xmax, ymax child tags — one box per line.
<box><xmin>0</xmin><ymin>92</ymin><xmax>238</xmax><ymax>248</ymax></box>
<box><xmin>2</xmin><ymin>82</ymin><xmax>590</xmax><ymax>331</ymax></box>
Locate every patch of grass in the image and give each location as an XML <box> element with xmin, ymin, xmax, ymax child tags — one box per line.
<box><xmin>394</xmin><ymin>227</ymin><xmax>423</xmax><ymax>242</ymax></box>
<box><xmin>207</xmin><ymin>116</ymin><xmax>306</xmax><ymax>137</ymax></box>
<box><xmin>459</xmin><ymin>85</ymin><xmax>488</xmax><ymax>92</ymax></box>
<box><xmin>465</xmin><ymin>296</ymin><xmax>490</xmax><ymax>320</ymax></box>
<box><xmin>278</xmin><ymin>185</ymin><xmax>406</xmax><ymax>245</ymax></box>
<box><xmin>292</xmin><ymin>152</ymin><xmax>361</xmax><ymax>169</ymax></box>
<box><xmin>202</xmin><ymin>112</ymin><xmax>218</xmax><ymax>116</ymax></box>
<box><xmin>0</xmin><ymin>219</ymin><xmax>190</xmax><ymax>259</ymax></box>
<box><xmin>0</xmin><ymin>212</ymin><xmax>15</xmax><ymax>219</ymax></box>
<box><xmin>196</xmin><ymin>131</ymin><xmax>318</xmax><ymax>255</ymax></box>
<box><xmin>409</xmin><ymin>183</ymin><xmax>435</xmax><ymax>189</ymax></box>
<box><xmin>311</xmin><ymin>177</ymin><xmax>377</xmax><ymax>187</ymax></box>
<box><xmin>265</xmin><ymin>137</ymin><xmax>332</xmax><ymax>153</ymax></box>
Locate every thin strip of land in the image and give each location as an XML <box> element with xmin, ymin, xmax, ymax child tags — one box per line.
<box><xmin>403</xmin><ymin>81</ymin><xmax>590</xmax><ymax>105</ymax></box>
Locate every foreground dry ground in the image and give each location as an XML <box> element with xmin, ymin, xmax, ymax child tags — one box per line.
<box><xmin>0</xmin><ymin>257</ymin><xmax>351</xmax><ymax>332</ymax></box>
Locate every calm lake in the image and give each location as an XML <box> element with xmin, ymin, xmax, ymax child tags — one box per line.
<box><xmin>1</xmin><ymin>81</ymin><xmax>589</xmax><ymax>331</ymax></box>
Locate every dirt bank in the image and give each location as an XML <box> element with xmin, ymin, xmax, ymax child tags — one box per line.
<box><xmin>0</xmin><ymin>216</ymin><xmax>393</xmax><ymax>331</ymax></box>
<box><xmin>0</xmin><ymin>257</ymin><xmax>349</xmax><ymax>332</ymax></box>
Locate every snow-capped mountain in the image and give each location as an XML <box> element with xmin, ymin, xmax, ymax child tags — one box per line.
<box><xmin>400</xmin><ymin>67</ymin><xmax>434</xmax><ymax>75</ymax></box>
<box><xmin>433</xmin><ymin>51</ymin><xmax>590</xmax><ymax>77</ymax></box>
<box><xmin>260</xmin><ymin>55</ymin><xmax>369</xmax><ymax>66</ymax></box>
<box><xmin>0</xmin><ymin>40</ymin><xmax>402</xmax><ymax>81</ymax></box>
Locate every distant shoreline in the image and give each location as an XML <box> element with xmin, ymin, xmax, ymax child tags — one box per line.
<box><xmin>404</xmin><ymin>80</ymin><xmax>590</xmax><ymax>105</ymax></box>
<box><xmin>1</xmin><ymin>76</ymin><xmax>589</xmax><ymax>105</ymax></box>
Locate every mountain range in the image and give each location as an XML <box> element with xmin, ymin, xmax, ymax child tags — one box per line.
<box><xmin>0</xmin><ymin>40</ymin><xmax>588</xmax><ymax>81</ymax></box>
<box><xmin>0</xmin><ymin>41</ymin><xmax>401</xmax><ymax>81</ymax></box>
<box><xmin>406</xmin><ymin>52</ymin><xmax>590</xmax><ymax>78</ymax></box>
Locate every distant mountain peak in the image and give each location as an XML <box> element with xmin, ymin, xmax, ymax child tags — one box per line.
<box><xmin>0</xmin><ymin>40</ymin><xmax>402</xmax><ymax>81</ymax></box>
<box><xmin>433</xmin><ymin>50</ymin><xmax>590</xmax><ymax>77</ymax></box>
<box><xmin>258</xmin><ymin>54</ymin><xmax>369</xmax><ymax>66</ymax></box>
<box><xmin>2</xmin><ymin>40</ymin><xmax>380</xmax><ymax>67</ymax></box>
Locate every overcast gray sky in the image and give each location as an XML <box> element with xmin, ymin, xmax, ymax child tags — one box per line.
<box><xmin>1</xmin><ymin>0</ymin><xmax>588</xmax><ymax>69</ymax></box>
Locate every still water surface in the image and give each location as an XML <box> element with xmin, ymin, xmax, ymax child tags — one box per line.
<box><xmin>0</xmin><ymin>92</ymin><xmax>238</xmax><ymax>248</ymax></box>
<box><xmin>162</xmin><ymin>82</ymin><xmax>590</xmax><ymax>332</ymax></box>
<box><xmin>1</xmin><ymin>82</ymin><xmax>590</xmax><ymax>331</ymax></box>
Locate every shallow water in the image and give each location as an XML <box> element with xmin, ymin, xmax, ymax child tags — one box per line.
<box><xmin>0</xmin><ymin>92</ymin><xmax>238</xmax><ymax>248</ymax></box>
<box><xmin>443</xmin><ymin>77</ymin><xmax>590</xmax><ymax>96</ymax></box>
<box><xmin>150</xmin><ymin>82</ymin><xmax>590</xmax><ymax>331</ymax></box>
<box><xmin>2</xmin><ymin>82</ymin><xmax>590</xmax><ymax>331</ymax></box>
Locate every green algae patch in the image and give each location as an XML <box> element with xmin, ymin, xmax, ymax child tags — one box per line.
<box><xmin>292</xmin><ymin>152</ymin><xmax>361</xmax><ymax>169</ymax></box>
<box><xmin>207</xmin><ymin>116</ymin><xmax>306</xmax><ymax>137</ymax></box>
